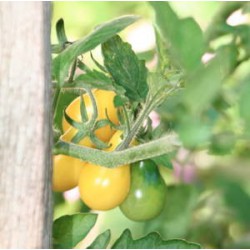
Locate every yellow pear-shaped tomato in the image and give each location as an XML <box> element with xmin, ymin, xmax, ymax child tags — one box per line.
<box><xmin>78</xmin><ymin>130</ymin><xmax>131</xmax><ymax>210</ymax></box>
<box><xmin>53</xmin><ymin>154</ymin><xmax>83</xmax><ymax>192</ymax></box>
<box><xmin>52</xmin><ymin>127</ymin><xmax>92</xmax><ymax>192</ymax></box>
<box><xmin>62</xmin><ymin>89</ymin><xmax>119</xmax><ymax>142</ymax></box>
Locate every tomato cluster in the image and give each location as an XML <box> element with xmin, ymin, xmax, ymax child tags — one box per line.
<box><xmin>53</xmin><ymin>89</ymin><xmax>167</xmax><ymax>221</ymax></box>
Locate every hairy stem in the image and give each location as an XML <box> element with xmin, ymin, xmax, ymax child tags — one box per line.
<box><xmin>53</xmin><ymin>133</ymin><xmax>180</xmax><ymax>168</ymax></box>
<box><xmin>116</xmin><ymin>100</ymin><xmax>155</xmax><ymax>151</ymax></box>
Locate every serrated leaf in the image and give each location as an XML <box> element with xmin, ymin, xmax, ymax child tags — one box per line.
<box><xmin>53</xmin><ymin>213</ymin><xmax>97</xmax><ymax>249</ymax></box>
<box><xmin>150</xmin><ymin>2</ymin><xmax>204</xmax><ymax>72</ymax></box>
<box><xmin>52</xmin><ymin>15</ymin><xmax>139</xmax><ymax>86</ymax></box>
<box><xmin>74</xmin><ymin>70</ymin><xmax>114</xmax><ymax>91</ymax></box>
<box><xmin>152</xmin><ymin>154</ymin><xmax>173</xmax><ymax>169</ymax></box>
<box><xmin>87</xmin><ymin>230</ymin><xmax>111</xmax><ymax>249</ymax></box>
<box><xmin>102</xmin><ymin>35</ymin><xmax>148</xmax><ymax>101</ymax></box>
<box><xmin>112</xmin><ymin>229</ymin><xmax>201</xmax><ymax>249</ymax></box>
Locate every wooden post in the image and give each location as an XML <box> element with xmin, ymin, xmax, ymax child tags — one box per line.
<box><xmin>0</xmin><ymin>2</ymin><xmax>52</xmax><ymax>248</ymax></box>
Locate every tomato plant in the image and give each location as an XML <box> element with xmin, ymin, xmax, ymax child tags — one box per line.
<box><xmin>51</xmin><ymin>1</ymin><xmax>250</xmax><ymax>249</ymax></box>
<box><xmin>120</xmin><ymin>159</ymin><xmax>167</xmax><ymax>221</ymax></box>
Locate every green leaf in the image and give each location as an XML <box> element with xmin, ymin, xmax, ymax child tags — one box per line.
<box><xmin>74</xmin><ymin>70</ymin><xmax>114</xmax><ymax>90</ymax></box>
<box><xmin>144</xmin><ymin>185</ymin><xmax>199</xmax><ymax>239</ymax></box>
<box><xmin>52</xmin><ymin>15</ymin><xmax>139</xmax><ymax>86</ymax></box>
<box><xmin>209</xmin><ymin>131</ymin><xmax>236</xmax><ymax>155</ymax></box>
<box><xmin>239</xmin><ymin>74</ymin><xmax>250</xmax><ymax>135</ymax></box>
<box><xmin>183</xmin><ymin>44</ymin><xmax>238</xmax><ymax>114</ymax></box>
<box><xmin>235</xmin><ymin>25</ymin><xmax>250</xmax><ymax>56</ymax></box>
<box><xmin>205</xmin><ymin>2</ymin><xmax>246</xmax><ymax>42</ymax></box>
<box><xmin>151</xmin><ymin>154</ymin><xmax>173</xmax><ymax>169</ymax></box>
<box><xmin>176</xmin><ymin>115</ymin><xmax>212</xmax><ymax>148</ymax></box>
<box><xmin>87</xmin><ymin>230</ymin><xmax>111</xmax><ymax>249</ymax></box>
<box><xmin>112</xmin><ymin>229</ymin><xmax>201</xmax><ymax>249</ymax></box>
<box><xmin>150</xmin><ymin>2</ymin><xmax>204</xmax><ymax>72</ymax></box>
<box><xmin>56</xmin><ymin>18</ymin><xmax>68</xmax><ymax>45</ymax></box>
<box><xmin>219</xmin><ymin>179</ymin><xmax>250</xmax><ymax>227</ymax></box>
<box><xmin>102</xmin><ymin>35</ymin><xmax>148</xmax><ymax>101</ymax></box>
<box><xmin>53</xmin><ymin>213</ymin><xmax>97</xmax><ymax>249</ymax></box>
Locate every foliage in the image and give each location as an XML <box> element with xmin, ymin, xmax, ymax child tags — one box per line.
<box><xmin>53</xmin><ymin>214</ymin><xmax>201</xmax><ymax>249</ymax></box>
<box><xmin>52</xmin><ymin>1</ymin><xmax>250</xmax><ymax>249</ymax></box>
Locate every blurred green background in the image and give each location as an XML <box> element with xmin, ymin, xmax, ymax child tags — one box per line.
<box><xmin>52</xmin><ymin>2</ymin><xmax>250</xmax><ymax>249</ymax></box>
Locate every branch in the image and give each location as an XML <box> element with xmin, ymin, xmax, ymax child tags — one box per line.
<box><xmin>53</xmin><ymin>133</ymin><xmax>180</xmax><ymax>168</ymax></box>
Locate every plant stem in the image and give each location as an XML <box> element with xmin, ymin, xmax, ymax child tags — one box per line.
<box><xmin>53</xmin><ymin>133</ymin><xmax>180</xmax><ymax>168</ymax></box>
<box><xmin>116</xmin><ymin>100</ymin><xmax>155</xmax><ymax>151</ymax></box>
<box><xmin>52</xmin><ymin>87</ymin><xmax>60</xmax><ymax>112</ymax></box>
<box><xmin>68</xmin><ymin>59</ymin><xmax>77</xmax><ymax>83</ymax></box>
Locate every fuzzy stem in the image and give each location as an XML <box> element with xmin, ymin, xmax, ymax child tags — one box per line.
<box><xmin>53</xmin><ymin>133</ymin><xmax>180</xmax><ymax>168</ymax></box>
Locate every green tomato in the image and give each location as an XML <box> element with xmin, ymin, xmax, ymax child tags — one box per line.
<box><xmin>120</xmin><ymin>159</ymin><xmax>167</xmax><ymax>221</ymax></box>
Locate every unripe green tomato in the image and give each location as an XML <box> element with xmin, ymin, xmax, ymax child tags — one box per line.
<box><xmin>120</xmin><ymin>159</ymin><xmax>167</xmax><ymax>221</ymax></box>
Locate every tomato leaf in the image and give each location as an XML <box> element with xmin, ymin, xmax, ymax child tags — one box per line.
<box><xmin>176</xmin><ymin>114</ymin><xmax>212</xmax><ymax>148</ymax></box>
<box><xmin>111</xmin><ymin>229</ymin><xmax>201</xmax><ymax>249</ymax></box>
<box><xmin>150</xmin><ymin>2</ymin><xmax>204</xmax><ymax>72</ymax></box>
<box><xmin>102</xmin><ymin>35</ymin><xmax>148</xmax><ymax>102</ymax></box>
<box><xmin>87</xmin><ymin>230</ymin><xmax>111</xmax><ymax>249</ymax></box>
<box><xmin>238</xmin><ymin>74</ymin><xmax>250</xmax><ymax>136</ymax></box>
<box><xmin>144</xmin><ymin>185</ymin><xmax>199</xmax><ymax>239</ymax></box>
<box><xmin>183</xmin><ymin>44</ymin><xmax>238</xmax><ymax>114</ymax></box>
<box><xmin>151</xmin><ymin>154</ymin><xmax>173</xmax><ymax>169</ymax></box>
<box><xmin>52</xmin><ymin>15</ymin><xmax>139</xmax><ymax>86</ymax></box>
<box><xmin>74</xmin><ymin>70</ymin><xmax>114</xmax><ymax>91</ymax></box>
<box><xmin>217</xmin><ymin>178</ymin><xmax>250</xmax><ymax>226</ymax></box>
<box><xmin>53</xmin><ymin>213</ymin><xmax>97</xmax><ymax>249</ymax></box>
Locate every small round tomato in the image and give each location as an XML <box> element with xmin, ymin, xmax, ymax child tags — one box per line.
<box><xmin>120</xmin><ymin>159</ymin><xmax>167</xmax><ymax>221</ymax></box>
<box><xmin>53</xmin><ymin>154</ymin><xmax>83</xmax><ymax>192</ymax></box>
<box><xmin>62</xmin><ymin>89</ymin><xmax>119</xmax><ymax>142</ymax></box>
<box><xmin>78</xmin><ymin>130</ymin><xmax>130</xmax><ymax>211</ymax></box>
<box><xmin>52</xmin><ymin>127</ymin><xmax>92</xmax><ymax>192</ymax></box>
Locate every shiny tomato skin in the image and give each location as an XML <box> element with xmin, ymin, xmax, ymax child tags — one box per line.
<box><xmin>120</xmin><ymin>159</ymin><xmax>167</xmax><ymax>221</ymax></box>
<box><xmin>78</xmin><ymin>130</ymin><xmax>131</xmax><ymax>211</ymax></box>
<box><xmin>52</xmin><ymin>127</ymin><xmax>92</xmax><ymax>192</ymax></box>
<box><xmin>53</xmin><ymin>154</ymin><xmax>84</xmax><ymax>192</ymax></box>
<box><xmin>62</xmin><ymin>89</ymin><xmax>119</xmax><ymax>142</ymax></box>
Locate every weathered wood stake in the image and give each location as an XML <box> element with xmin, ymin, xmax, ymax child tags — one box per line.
<box><xmin>0</xmin><ymin>2</ymin><xmax>52</xmax><ymax>248</ymax></box>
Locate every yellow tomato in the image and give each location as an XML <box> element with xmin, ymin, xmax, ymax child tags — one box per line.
<box><xmin>78</xmin><ymin>130</ymin><xmax>131</xmax><ymax>210</ymax></box>
<box><xmin>53</xmin><ymin>154</ymin><xmax>83</xmax><ymax>192</ymax></box>
<box><xmin>62</xmin><ymin>89</ymin><xmax>119</xmax><ymax>142</ymax></box>
<box><xmin>52</xmin><ymin>127</ymin><xmax>92</xmax><ymax>192</ymax></box>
